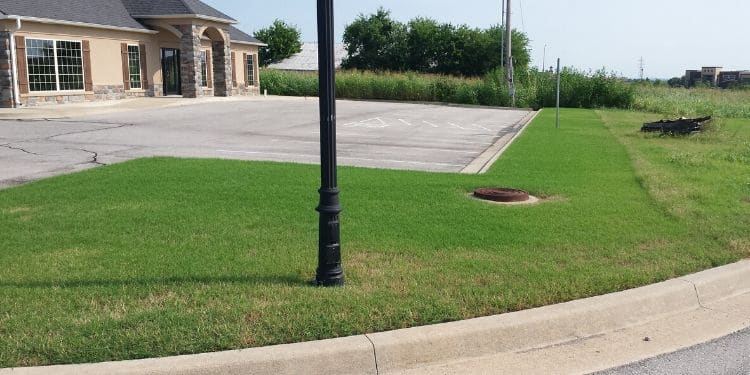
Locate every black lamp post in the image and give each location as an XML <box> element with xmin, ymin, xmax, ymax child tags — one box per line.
<box><xmin>315</xmin><ymin>0</ymin><xmax>344</xmax><ymax>287</ymax></box>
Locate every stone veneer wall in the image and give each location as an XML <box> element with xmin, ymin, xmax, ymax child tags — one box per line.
<box><xmin>21</xmin><ymin>85</ymin><xmax>161</xmax><ymax>106</ymax></box>
<box><xmin>178</xmin><ymin>24</ymin><xmax>203</xmax><ymax>98</ymax></box>
<box><xmin>232</xmin><ymin>85</ymin><xmax>260</xmax><ymax>96</ymax></box>
<box><xmin>211</xmin><ymin>39</ymin><xmax>232</xmax><ymax>97</ymax></box>
<box><xmin>0</xmin><ymin>32</ymin><xmax>14</xmax><ymax>108</ymax></box>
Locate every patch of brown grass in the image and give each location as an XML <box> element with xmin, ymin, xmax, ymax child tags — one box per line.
<box><xmin>729</xmin><ymin>239</ymin><xmax>750</xmax><ymax>257</ymax></box>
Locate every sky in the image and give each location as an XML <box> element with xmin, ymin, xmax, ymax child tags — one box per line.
<box><xmin>205</xmin><ymin>0</ymin><xmax>750</xmax><ymax>79</ymax></box>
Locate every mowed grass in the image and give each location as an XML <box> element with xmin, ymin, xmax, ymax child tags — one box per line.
<box><xmin>1</xmin><ymin>109</ymin><xmax>748</xmax><ymax>367</ymax></box>
<box><xmin>598</xmin><ymin>110</ymin><xmax>750</xmax><ymax>257</ymax></box>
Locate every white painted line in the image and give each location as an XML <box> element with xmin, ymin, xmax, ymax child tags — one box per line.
<box><xmin>398</xmin><ymin>119</ymin><xmax>412</xmax><ymax>126</ymax></box>
<box><xmin>345</xmin><ymin>118</ymin><xmax>392</xmax><ymax>129</ymax></box>
<box><xmin>423</xmin><ymin>120</ymin><xmax>439</xmax><ymax>128</ymax></box>
<box><xmin>343</xmin><ymin>118</ymin><xmax>377</xmax><ymax>128</ymax></box>
<box><xmin>472</xmin><ymin>124</ymin><xmax>492</xmax><ymax>132</ymax></box>
<box><xmin>449</xmin><ymin>122</ymin><xmax>470</xmax><ymax>130</ymax></box>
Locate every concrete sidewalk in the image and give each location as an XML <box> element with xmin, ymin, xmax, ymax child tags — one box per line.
<box><xmin>4</xmin><ymin>260</ymin><xmax>749</xmax><ymax>375</ymax></box>
<box><xmin>0</xmin><ymin>96</ymin><xmax>279</xmax><ymax>120</ymax></box>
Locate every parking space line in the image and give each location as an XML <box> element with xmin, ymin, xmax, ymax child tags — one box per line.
<box><xmin>449</xmin><ymin>122</ymin><xmax>471</xmax><ymax>130</ymax></box>
<box><xmin>423</xmin><ymin>120</ymin><xmax>439</xmax><ymax>128</ymax></box>
<box><xmin>472</xmin><ymin>124</ymin><xmax>492</xmax><ymax>131</ymax></box>
<box><xmin>343</xmin><ymin>118</ymin><xmax>391</xmax><ymax>129</ymax></box>
<box><xmin>398</xmin><ymin>119</ymin><xmax>412</xmax><ymax>126</ymax></box>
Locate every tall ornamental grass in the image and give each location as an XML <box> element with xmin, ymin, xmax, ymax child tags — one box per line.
<box><xmin>260</xmin><ymin>68</ymin><xmax>635</xmax><ymax>110</ymax></box>
<box><xmin>633</xmin><ymin>85</ymin><xmax>750</xmax><ymax>119</ymax></box>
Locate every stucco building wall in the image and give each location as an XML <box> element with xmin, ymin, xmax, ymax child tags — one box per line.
<box><xmin>0</xmin><ymin>18</ymin><xmax>261</xmax><ymax>107</ymax></box>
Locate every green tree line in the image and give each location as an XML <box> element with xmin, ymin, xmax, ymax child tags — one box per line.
<box><xmin>341</xmin><ymin>8</ymin><xmax>530</xmax><ymax>77</ymax></box>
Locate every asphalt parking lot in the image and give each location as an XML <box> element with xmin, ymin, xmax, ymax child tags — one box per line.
<box><xmin>0</xmin><ymin>97</ymin><xmax>533</xmax><ymax>187</ymax></box>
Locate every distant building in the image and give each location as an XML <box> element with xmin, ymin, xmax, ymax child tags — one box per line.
<box><xmin>683</xmin><ymin>70</ymin><xmax>702</xmax><ymax>87</ymax></box>
<box><xmin>718</xmin><ymin>70</ymin><xmax>750</xmax><ymax>88</ymax></box>
<box><xmin>701</xmin><ymin>67</ymin><xmax>722</xmax><ymax>85</ymax></box>
<box><xmin>267</xmin><ymin>43</ymin><xmax>346</xmax><ymax>72</ymax></box>
<box><xmin>683</xmin><ymin>66</ymin><xmax>750</xmax><ymax>88</ymax></box>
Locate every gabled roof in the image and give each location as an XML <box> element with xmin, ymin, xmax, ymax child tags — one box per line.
<box><xmin>229</xmin><ymin>26</ymin><xmax>265</xmax><ymax>46</ymax></box>
<box><xmin>0</xmin><ymin>0</ymin><xmax>150</xmax><ymax>31</ymax></box>
<box><xmin>268</xmin><ymin>43</ymin><xmax>346</xmax><ymax>71</ymax></box>
<box><xmin>121</xmin><ymin>0</ymin><xmax>235</xmax><ymax>23</ymax></box>
<box><xmin>0</xmin><ymin>0</ymin><xmax>260</xmax><ymax>44</ymax></box>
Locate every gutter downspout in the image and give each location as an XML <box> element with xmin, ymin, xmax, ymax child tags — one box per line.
<box><xmin>8</xmin><ymin>16</ymin><xmax>22</xmax><ymax>107</ymax></box>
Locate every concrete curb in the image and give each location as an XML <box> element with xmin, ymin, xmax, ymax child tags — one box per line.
<box><xmin>4</xmin><ymin>260</ymin><xmax>749</xmax><ymax>375</ymax></box>
<box><xmin>461</xmin><ymin>109</ymin><xmax>540</xmax><ymax>174</ymax></box>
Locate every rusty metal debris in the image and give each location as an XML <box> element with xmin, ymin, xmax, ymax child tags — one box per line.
<box><xmin>641</xmin><ymin>116</ymin><xmax>712</xmax><ymax>135</ymax></box>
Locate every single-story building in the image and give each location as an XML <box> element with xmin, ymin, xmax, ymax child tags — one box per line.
<box><xmin>0</xmin><ymin>0</ymin><xmax>266</xmax><ymax>107</ymax></box>
<box><xmin>267</xmin><ymin>42</ymin><xmax>346</xmax><ymax>72</ymax></box>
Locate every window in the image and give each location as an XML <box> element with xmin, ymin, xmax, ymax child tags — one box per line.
<box><xmin>127</xmin><ymin>45</ymin><xmax>142</xmax><ymax>89</ymax></box>
<box><xmin>26</xmin><ymin>39</ymin><xmax>84</xmax><ymax>92</ymax></box>
<box><xmin>246</xmin><ymin>54</ymin><xmax>255</xmax><ymax>86</ymax></box>
<box><xmin>200</xmin><ymin>50</ymin><xmax>208</xmax><ymax>87</ymax></box>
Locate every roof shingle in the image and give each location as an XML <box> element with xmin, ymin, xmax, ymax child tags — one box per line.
<box><xmin>229</xmin><ymin>26</ymin><xmax>264</xmax><ymax>45</ymax></box>
<box><xmin>0</xmin><ymin>0</ymin><xmax>149</xmax><ymax>30</ymax></box>
<box><xmin>120</xmin><ymin>0</ymin><xmax>234</xmax><ymax>22</ymax></box>
<box><xmin>1</xmin><ymin>0</ymin><xmax>258</xmax><ymax>43</ymax></box>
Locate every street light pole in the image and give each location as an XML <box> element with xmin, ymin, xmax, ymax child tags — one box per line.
<box><xmin>315</xmin><ymin>0</ymin><xmax>344</xmax><ymax>287</ymax></box>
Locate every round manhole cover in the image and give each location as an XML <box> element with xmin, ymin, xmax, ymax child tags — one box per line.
<box><xmin>473</xmin><ymin>188</ymin><xmax>530</xmax><ymax>203</ymax></box>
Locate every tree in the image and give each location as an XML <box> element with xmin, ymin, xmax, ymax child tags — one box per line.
<box><xmin>480</xmin><ymin>26</ymin><xmax>531</xmax><ymax>75</ymax></box>
<box><xmin>406</xmin><ymin>18</ymin><xmax>441</xmax><ymax>72</ymax></box>
<box><xmin>341</xmin><ymin>8</ymin><xmax>408</xmax><ymax>71</ymax></box>
<box><xmin>343</xmin><ymin>9</ymin><xmax>532</xmax><ymax>77</ymax></box>
<box><xmin>667</xmin><ymin>77</ymin><xmax>684</xmax><ymax>88</ymax></box>
<box><xmin>254</xmin><ymin>20</ymin><xmax>302</xmax><ymax>67</ymax></box>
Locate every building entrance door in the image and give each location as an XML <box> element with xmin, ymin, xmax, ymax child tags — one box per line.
<box><xmin>161</xmin><ymin>48</ymin><xmax>181</xmax><ymax>95</ymax></box>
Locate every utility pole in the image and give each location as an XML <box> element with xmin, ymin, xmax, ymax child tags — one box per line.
<box><xmin>315</xmin><ymin>0</ymin><xmax>344</xmax><ymax>287</ymax></box>
<box><xmin>541</xmin><ymin>44</ymin><xmax>547</xmax><ymax>73</ymax></box>
<box><xmin>505</xmin><ymin>0</ymin><xmax>515</xmax><ymax>107</ymax></box>
<box><xmin>500</xmin><ymin>0</ymin><xmax>505</xmax><ymax>69</ymax></box>
<box><xmin>639</xmin><ymin>57</ymin><xmax>645</xmax><ymax>80</ymax></box>
<box><xmin>556</xmin><ymin>58</ymin><xmax>561</xmax><ymax>129</ymax></box>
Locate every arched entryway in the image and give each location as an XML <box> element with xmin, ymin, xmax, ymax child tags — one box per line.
<box><xmin>176</xmin><ymin>24</ymin><xmax>232</xmax><ymax>98</ymax></box>
<box><xmin>200</xmin><ymin>26</ymin><xmax>231</xmax><ymax>97</ymax></box>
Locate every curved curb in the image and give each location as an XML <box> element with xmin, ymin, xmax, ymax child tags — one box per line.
<box><xmin>461</xmin><ymin>109</ymin><xmax>539</xmax><ymax>174</ymax></box>
<box><xmin>3</xmin><ymin>260</ymin><xmax>749</xmax><ymax>375</ymax></box>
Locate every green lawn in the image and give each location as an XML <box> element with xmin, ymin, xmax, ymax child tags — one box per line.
<box><xmin>1</xmin><ymin>109</ymin><xmax>748</xmax><ymax>367</ymax></box>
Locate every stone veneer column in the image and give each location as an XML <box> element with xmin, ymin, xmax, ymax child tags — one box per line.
<box><xmin>211</xmin><ymin>31</ymin><xmax>232</xmax><ymax>97</ymax></box>
<box><xmin>177</xmin><ymin>24</ymin><xmax>203</xmax><ymax>98</ymax></box>
<box><xmin>0</xmin><ymin>32</ymin><xmax>14</xmax><ymax>108</ymax></box>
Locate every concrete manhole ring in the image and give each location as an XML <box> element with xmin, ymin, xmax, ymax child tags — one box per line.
<box><xmin>471</xmin><ymin>188</ymin><xmax>540</xmax><ymax>205</ymax></box>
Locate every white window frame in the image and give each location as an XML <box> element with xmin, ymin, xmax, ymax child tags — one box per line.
<box><xmin>200</xmin><ymin>49</ymin><xmax>209</xmax><ymax>88</ymax></box>
<box><xmin>246</xmin><ymin>53</ymin><xmax>256</xmax><ymax>87</ymax></box>
<box><xmin>25</xmin><ymin>37</ymin><xmax>85</xmax><ymax>93</ymax></box>
<box><xmin>127</xmin><ymin>44</ymin><xmax>143</xmax><ymax>90</ymax></box>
